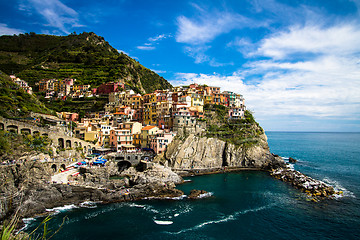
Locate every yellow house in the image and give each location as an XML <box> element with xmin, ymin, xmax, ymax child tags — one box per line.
<box><xmin>84</xmin><ymin>131</ymin><xmax>99</xmax><ymax>143</ymax></box>
<box><xmin>143</xmin><ymin>93</ymin><xmax>156</xmax><ymax>104</ymax></box>
<box><xmin>190</xmin><ymin>93</ymin><xmax>204</xmax><ymax>113</ymax></box>
<box><xmin>204</xmin><ymin>95</ymin><xmax>213</xmax><ymax>105</ymax></box>
<box><xmin>150</xmin><ymin>102</ymin><xmax>157</xmax><ymax>125</ymax></box>
<box><xmin>140</xmin><ymin>125</ymin><xmax>159</xmax><ymax>148</ymax></box>
<box><xmin>133</xmin><ymin>133</ymin><xmax>141</xmax><ymax>147</ymax></box>
<box><xmin>129</xmin><ymin>94</ymin><xmax>143</xmax><ymax>109</ymax></box>
<box><xmin>143</xmin><ymin>103</ymin><xmax>152</xmax><ymax>125</ymax></box>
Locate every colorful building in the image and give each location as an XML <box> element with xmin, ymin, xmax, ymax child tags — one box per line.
<box><xmin>140</xmin><ymin>125</ymin><xmax>159</xmax><ymax>148</ymax></box>
<box><xmin>149</xmin><ymin>131</ymin><xmax>176</xmax><ymax>154</ymax></box>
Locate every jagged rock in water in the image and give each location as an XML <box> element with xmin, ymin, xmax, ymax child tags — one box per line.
<box><xmin>270</xmin><ymin>168</ymin><xmax>336</xmax><ymax>199</ymax></box>
<box><xmin>188</xmin><ymin>189</ymin><xmax>209</xmax><ymax>199</ymax></box>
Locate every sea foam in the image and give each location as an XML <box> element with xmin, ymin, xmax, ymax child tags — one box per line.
<box><xmin>167</xmin><ymin>204</ymin><xmax>273</xmax><ymax>235</ymax></box>
<box><xmin>154</xmin><ymin>220</ymin><xmax>173</xmax><ymax>225</ymax></box>
<box><xmin>322</xmin><ymin>177</ymin><xmax>355</xmax><ymax>198</ymax></box>
<box><xmin>45</xmin><ymin>204</ymin><xmax>78</xmax><ymax>214</ymax></box>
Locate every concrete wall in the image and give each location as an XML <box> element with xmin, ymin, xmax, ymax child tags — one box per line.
<box><xmin>0</xmin><ymin>117</ymin><xmax>96</xmax><ymax>154</ymax></box>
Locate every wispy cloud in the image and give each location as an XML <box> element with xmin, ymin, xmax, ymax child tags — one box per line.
<box><xmin>175</xmin><ymin>11</ymin><xmax>251</xmax><ymax>45</ymax></box>
<box><xmin>0</xmin><ymin>23</ymin><xmax>24</xmax><ymax>36</ymax></box>
<box><xmin>136</xmin><ymin>33</ymin><xmax>170</xmax><ymax>51</ymax></box>
<box><xmin>175</xmin><ymin>6</ymin><xmax>261</xmax><ymax>66</ymax></box>
<box><xmin>151</xmin><ymin>69</ymin><xmax>167</xmax><ymax>74</ymax></box>
<box><xmin>184</xmin><ymin>45</ymin><xmax>233</xmax><ymax>67</ymax></box>
<box><xmin>136</xmin><ymin>46</ymin><xmax>156</xmax><ymax>50</ymax></box>
<box><xmin>148</xmin><ymin>34</ymin><xmax>171</xmax><ymax>42</ymax></box>
<box><xmin>19</xmin><ymin>0</ymin><xmax>83</xmax><ymax>34</ymax></box>
<box><xmin>227</xmin><ymin>37</ymin><xmax>256</xmax><ymax>57</ymax></box>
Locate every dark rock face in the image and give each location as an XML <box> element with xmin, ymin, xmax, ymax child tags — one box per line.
<box><xmin>288</xmin><ymin>157</ymin><xmax>297</xmax><ymax>163</ymax></box>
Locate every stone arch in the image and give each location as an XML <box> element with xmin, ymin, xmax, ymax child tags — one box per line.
<box><xmin>6</xmin><ymin>125</ymin><xmax>18</xmax><ymax>134</ymax></box>
<box><xmin>58</xmin><ymin>138</ymin><xmax>64</xmax><ymax>148</ymax></box>
<box><xmin>79</xmin><ymin>142</ymin><xmax>82</xmax><ymax>147</ymax></box>
<box><xmin>33</xmin><ymin>131</ymin><xmax>40</xmax><ymax>136</ymax></box>
<box><xmin>66</xmin><ymin>140</ymin><xmax>72</xmax><ymax>148</ymax></box>
<box><xmin>20</xmin><ymin>128</ymin><xmax>31</xmax><ymax>135</ymax></box>
<box><xmin>60</xmin><ymin>164</ymin><xmax>66</xmax><ymax>171</ymax></box>
<box><xmin>74</xmin><ymin>142</ymin><xmax>78</xmax><ymax>147</ymax></box>
<box><xmin>42</xmin><ymin>133</ymin><xmax>48</xmax><ymax>137</ymax></box>
<box><xmin>51</xmin><ymin>164</ymin><xmax>57</xmax><ymax>172</ymax></box>
<box><xmin>0</xmin><ymin>123</ymin><xmax>5</xmax><ymax>130</ymax></box>
<box><xmin>117</xmin><ymin>161</ymin><xmax>132</xmax><ymax>172</ymax></box>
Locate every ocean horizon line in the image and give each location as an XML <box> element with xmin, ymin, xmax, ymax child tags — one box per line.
<box><xmin>265</xmin><ymin>131</ymin><xmax>360</xmax><ymax>133</ymax></box>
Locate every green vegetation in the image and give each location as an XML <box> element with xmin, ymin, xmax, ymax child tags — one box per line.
<box><xmin>0</xmin><ymin>32</ymin><xmax>172</xmax><ymax>94</ymax></box>
<box><xmin>203</xmin><ymin>104</ymin><xmax>264</xmax><ymax>148</ymax></box>
<box><xmin>39</xmin><ymin>95</ymin><xmax>108</xmax><ymax>117</ymax></box>
<box><xmin>0</xmin><ymin>71</ymin><xmax>52</xmax><ymax>118</ymax></box>
<box><xmin>1</xmin><ymin>215</ymin><xmax>66</xmax><ymax>240</ymax></box>
<box><xmin>0</xmin><ymin>131</ymin><xmax>53</xmax><ymax>160</ymax></box>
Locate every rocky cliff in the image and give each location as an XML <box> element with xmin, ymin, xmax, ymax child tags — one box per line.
<box><xmin>164</xmin><ymin>133</ymin><xmax>284</xmax><ymax>171</ymax></box>
<box><xmin>0</xmin><ymin>161</ymin><xmax>184</xmax><ymax>221</ymax></box>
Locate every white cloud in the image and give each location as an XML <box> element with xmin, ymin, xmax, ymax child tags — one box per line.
<box><xmin>176</xmin><ymin>11</ymin><xmax>250</xmax><ymax>45</ymax></box>
<box><xmin>148</xmin><ymin>34</ymin><xmax>170</xmax><ymax>42</ymax></box>
<box><xmin>172</xmin><ymin>23</ymin><xmax>360</xmax><ymax>123</ymax></box>
<box><xmin>254</xmin><ymin>24</ymin><xmax>360</xmax><ymax>59</ymax></box>
<box><xmin>175</xmin><ymin>6</ymin><xmax>264</xmax><ymax>66</ymax></box>
<box><xmin>184</xmin><ymin>45</ymin><xmax>233</xmax><ymax>67</ymax></box>
<box><xmin>0</xmin><ymin>24</ymin><xmax>24</xmax><ymax>36</ymax></box>
<box><xmin>151</xmin><ymin>69</ymin><xmax>166</xmax><ymax>74</ymax></box>
<box><xmin>136</xmin><ymin>46</ymin><xmax>156</xmax><ymax>50</ymax></box>
<box><xmin>20</xmin><ymin>0</ymin><xmax>82</xmax><ymax>34</ymax></box>
<box><xmin>228</xmin><ymin>37</ymin><xmax>256</xmax><ymax>56</ymax></box>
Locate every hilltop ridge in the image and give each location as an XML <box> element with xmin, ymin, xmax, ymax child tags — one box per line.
<box><xmin>0</xmin><ymin>32</ymin><xmax>172</xmax><ymax>94</ymax></box>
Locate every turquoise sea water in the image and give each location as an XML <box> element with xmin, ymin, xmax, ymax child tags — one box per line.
<box><xmin>26</xmin><ymin>132</ymin><xmax>360</xmax><ymax>239</ymax></box>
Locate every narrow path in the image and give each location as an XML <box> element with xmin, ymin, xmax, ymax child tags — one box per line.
<box><xmin>51</xmin><ymin>168</ymin><xmax>78</xmax><ymax>184</ymax></box>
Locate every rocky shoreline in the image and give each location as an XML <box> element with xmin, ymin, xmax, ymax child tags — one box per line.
<box><xmin>0</xmin><ymin>158</ymin><xmax>341</xmax><ymax>229</ymax></box>
<box><xmin>270</xmin><ymin>166</ymin><xmax>340</xmax><ymax>201</ymax></box>
<box><xmin>0</xmin><ymin>133</ymin><xmax>341</xmax><ymax>226</ymax></box>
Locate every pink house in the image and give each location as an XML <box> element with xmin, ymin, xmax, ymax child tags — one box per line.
<box><xmin>149</xmin><ymin>131</ymin><xmax>176</xmax><ymax>154</ymax></box>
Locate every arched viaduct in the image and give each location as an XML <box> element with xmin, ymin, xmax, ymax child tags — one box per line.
<box><xmin>0</xmin><ymin>117</ymin><xmax>96</xmax><ymax>154</ymax></box>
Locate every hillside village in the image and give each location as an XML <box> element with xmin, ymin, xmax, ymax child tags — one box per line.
<box><xmin>9</xmin><ymin>75</ymin><xmax>246</xmax><ymax>155</ymax></box>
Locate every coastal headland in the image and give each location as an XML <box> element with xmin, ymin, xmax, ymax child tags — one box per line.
<box><xmin>0</xmin><ymin>130</ymin><xmax>340</xmax><ymax>224</ymax></box>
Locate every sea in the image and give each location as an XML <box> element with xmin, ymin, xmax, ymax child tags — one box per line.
<box><xmin>24</xmin><ymin>132</ymin><xmax>360</xmax><ymax>239</ymax></box>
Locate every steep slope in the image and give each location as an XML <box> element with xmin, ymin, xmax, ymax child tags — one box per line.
<box><xmin>164</xmin><ymin>107</ymin><xmax>285</xmax><ymax>171</ymax></box>
<box><xmin>0</xmin><ymin>32</ymin><xmax>172</xmax><ymax>94</ymax></box>
<box><xmin>0</xmin><ymin>71</ymin><xmax>52</xmax><ymax>118</ymax></box>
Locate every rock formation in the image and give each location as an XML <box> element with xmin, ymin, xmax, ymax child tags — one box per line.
<box><xmin>270</xmin><ymin>168</ymin><xmax>337</xmax><ymax>200</ymax></box>
<box><xmin>0</xmin><ymin>162</ymin><xmax>184</xmax><ymax>220</ymax></box>
<box><xmin>164</xmin><ymin>133</ymin><xmax>285</xmax><ymax>171</ymax></box>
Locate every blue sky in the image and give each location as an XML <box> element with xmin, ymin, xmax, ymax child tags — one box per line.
<box><xmin>1</xmin><ymin>0</ymin><xmax>360</xmax><ymax>132</ymax></box>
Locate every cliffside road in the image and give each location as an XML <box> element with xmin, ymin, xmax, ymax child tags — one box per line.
<box><xmin>51</xmin><ymin>168</ymin><xmax>78</xmax><ymax>184</ymax></box>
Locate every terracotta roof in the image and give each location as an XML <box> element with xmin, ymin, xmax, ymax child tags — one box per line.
<box><xmin>113</xmin><ymin>112</ymin><xmax>127</xmax><ymax>115</ymax></box>
<box><xmin>142</xmin><ymin>126</ymin><xmax>156</xmax><ymax>130</ymax></box>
